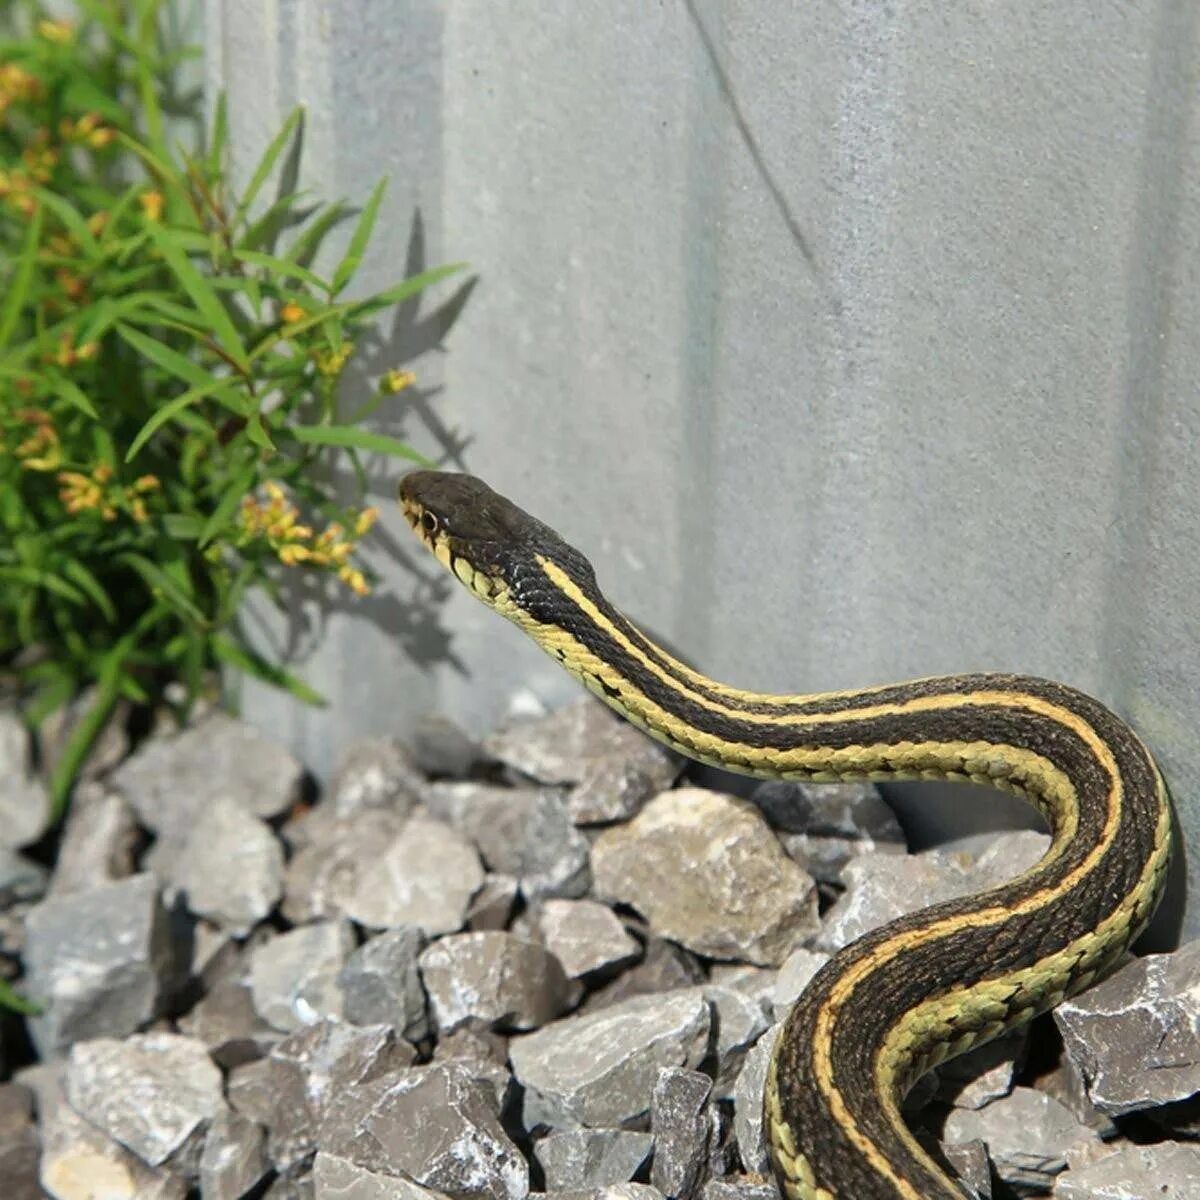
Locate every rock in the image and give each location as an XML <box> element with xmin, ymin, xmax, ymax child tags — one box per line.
<box><xmin>425</xmin><ymin>782</ymin><xmax>591</xmax><ymax>901</ymax></box>
<box><xmin>432</xmin><ymin>1027</ymin><xmax>514</xmax><ymax>1112</ymax></box>
<box><xmin>770</xmin><ymin>948</ymin><xmax>830</xmax><ymax>1023</ymax></box>
<box><xmin>592</xmin><ymin>788</ymin><xmax>819</xmax><ymax>967</ymax></box>
<box><xmin>583</xmin><ymin>939</ymin><xmax>704</xmax><ymax>1013</ymax></box>
<box><xmin>262</xmin><ymin>1173</ymin><xmax>316</xmax><ymax>1200</ymax></box>
<box><xmin>0</xmin><ymin>847</ymin><xmax>47</xmax><ymax>908</ymax></box>
<box><xmin>1054</xmin><ymin>939</ymin><xmax>1200</xmax><ymax>1116</ymax></box>
<box><xmin>177</xmin><ymin>976</ymin><xmax>279</xmax><ymax>1068</ymax></box>
<box><xmin>1053</xmin><ymin>1141</ymin><xmax>1200</xmax><ymax>1199</ymax></box>
<box><xmin>411</xmin><ymin>714</ymin><xmax>482</xmax><ymax>779</ymax></box>
<box><xmin>814</xmin><ymin>832</ymin><xmax>1048</xmax><ymax>954</ymax></box>
<box><xmin>750</xmin><ymin>779</ymin><xmax>901</xmax><ymax>839</ymax></box>
<box><xmin>287</xmin><ymin>813</ymin><xmax>484</xmax><ymax>933</ymax></box>
<box><xmin>731</xmin><ymin>1024</ymin><xmax>781</xmax><ymax>1174</ymax></box>
<box><xmin>537</xmin><ymin>899</ymin><xmax>641</xmax><ymax>979</ymax></box>
<box><xmin>0</xmin><ymin>710</ymin><xmax>50</xmax><ymax>849</ymax></box>
<box><xmin>467</xmin><ymin>874</ymin><xmax>520</xmax><ymax>931</ymax></box>
<box><xmin>940</xmin><ymin>1139</ymin><xmax>991</xmax><ymax>1199</ymax></box>
<box><xmin>969</xmin><ymin>830</ymin><xmax>1052</xmax><ymax>886</ymax></box>
<box><xmin>484</xmin><ymin>697</ymin><xmax>681</xmax><ymax>824</ymax></box>
<box><xmin>38</xmin><ymin>687</ymin><xmax>131</xmax><ymax>784</ymax></box>
<box><xmin>418</xmin><ymin>932</ymin><xmax>577</xmax><ymax>1033</ymax></box>
<box><xmin>47</xmin><ymin>783</ymin><xmax>138</xmax><ymax>896</ymax></box>
<box><xmin>338</xmin><ymin>927</ymin><xmax>429</xmax><ymax>1044</ymax></box>
<box><xmin>199</xmin><ymin>1107</ymin><xmax>269</xmax><ymax>1200</ymax></box>
<box><xmin>172</xmin><ymin>794</ymin><xmax>284</xmax><ymax>933</ymax></box>
<box><xmin>651</xmin><ymin>1068</ymin><xmax>713</xmax><ymax>1200</ymax></box>
<box><xmin>253</xmin><ymin>1019</ymin><xmax>415</xmax><ymax>1172</ymax></box>
<box><xmin>780</xmin><ymin>831</ymin><xmax>908</xmax><ymax>886</ymax></box>
<box><xmin>700</xmin><ymin>1180</ymin><xmax>778</xmax><ymax>1200</ymax></box>
<box><xmin>28</xmin><ymin>1060</ymin><xmax>186</xmax><ymax>1200</ymax></box>
<box><xmin>65</xmin><ymin>1033</ymin><xmax>225</xmax><ymax>1174</ymax></box>
<box><xmin>283</xmin><ymin>808</ymin><xmax>405</xmax><ymax>921</ymax></box>
<box><xmin>226</xmin><ymin>1058</ymin><xmax>278</xmax><ymax>1131</ymax></box>
<box><xmin>556</xmin><ymin>1188</ymin><xmax>666</xmax><ymax>1200</ymax></box>
<box><xmin>249</xmin><ymin>920</ymin><xmax>356</xmax><ymax>1033</ymax></box>
<box><xmin>111</xmin><ymin>711</ymin><xmax>303</xmax><ymax>832</ymax></box>
<box><xmin>936</xmin><ymin>1029</ymin><xmax>1026</xmax><ymax>1111</ymax></box>
<box><xmin>535</xmin><ymin>1129</ymin><xmax>654</xmax><ymax>1189</ymax></box>
<box><xmin>0</xmin><ymin>1083</ymin><xmax>40</xmax><ymax>1200</ymax></box>
<box><xmin>313</xmin><ymin>1150</ymin><xmax>454</xmax><ymax>1198</ymax></box>
<box><xmin>699</xmin><ymin>985</ymin><xmax>770</xmax><ymax>1100</ymax></box>
<box><xmin>329</xmin><ymin>736</ymin><xmax>426</xmax><ymax>817</ymax></box>
<box><xmin>317</xmin><ymin>1062</ymin><xmax>528</xmax><ymax>1200</ymax></box>
<box><xmin>509</xmin><ymin>989</ymin><xmax>711</xmax><ymax>1129</ymax></box>
<box><xmin>23</xmin><ymin>872</ymin><xmax>171</xmax><ymax>1057</ymax></box>
<box><xmin>1031</xmin><ymin>1052</ymin><xmax>1117</xmax><ymax>1137</ymax></box>
<box><xmin>941</xmin><ymin>1085</ymin><xmax>1102</xmax><ymax>1192</ymax></box>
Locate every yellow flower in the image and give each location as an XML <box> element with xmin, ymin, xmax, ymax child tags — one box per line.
<box><xmin>338</xmin><ymin>565</ymin><xmax>370</xmax><ymax>596</ymax></box>
<box><xmin>313</xmin><ymin>341</ymin><xmax>354</xmax><ymax>377</ymax></box>
<box><xmin>380</xmin><ymin>368</ymin><xmax>416</xmax><ymax>395</ymax></box>
<box><xmin>354</xmin><ymin>507</ymin><xmax>379</xmax><ymax>536</ymax></box>
<box><xmin>37</xmin><ymin>19</ymin><xmax>74</xmax><ymax>43</ymax></box>
<box><xmin>57</xmin><ymin>471</ymin><xmax>101</xmax><ymax>512</ymax></box>
<box><xmin>16</xmin><ymin>414</ymin><xmax>60</xmax><ymax>471</ymax></box>
<box><xmin>139</xmin><ymin>190</ymin><xmax>164</xmax><ymax>222</ymax></box>
<box><xmin>279</xmin><ymin>302</ymin><xmax>305</xmax><ymax>324</ymax></box>
<box><xmin>133</xmin><ymin>474</ymin><xmax>160</xmax><ymax>492</ymax></box>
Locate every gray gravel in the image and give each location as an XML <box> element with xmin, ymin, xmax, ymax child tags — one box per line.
<box><xmin>1</xmin><ymin>693</ymin><xmax>1195</xmax><ymax>1199</ymax></box>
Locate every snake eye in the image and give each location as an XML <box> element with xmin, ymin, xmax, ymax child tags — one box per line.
<box><xmin>420</xmin><ymin>511</ymin><xmax>439</xmax><ymax>534</ymax></box>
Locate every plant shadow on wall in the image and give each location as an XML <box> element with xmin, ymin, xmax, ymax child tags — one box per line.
<box><xmin>238</xmin><ymin>207</ymin><xmax>477</xmax><ymax>682</ymax></box>
<box><xmin>0</xmin><ymin>0</ymin><xmax>473</xmax><ymax>875</ymax></box>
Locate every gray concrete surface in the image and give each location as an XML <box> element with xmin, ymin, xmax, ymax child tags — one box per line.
<box><xmin>207</xmin><ymin>1</ymin><xmax>1199</xmax><ymax>939</ymax></box>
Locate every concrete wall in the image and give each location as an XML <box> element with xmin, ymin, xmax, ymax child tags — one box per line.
<box><xmin>207</xmin><ymin>1</ymin><xmax>1199</xmax><ymax>939</ymax></box>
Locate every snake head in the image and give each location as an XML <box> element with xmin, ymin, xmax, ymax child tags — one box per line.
<box><xmin>399</xmin><ymin>470</ymin><xmax>594</xmax><ymax>612</ymax></box>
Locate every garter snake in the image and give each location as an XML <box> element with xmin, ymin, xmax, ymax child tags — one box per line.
<box><xmin>399</xmin><ymin>469</ymin><xmax>1173</xmax><ymax>1200</ymax></box>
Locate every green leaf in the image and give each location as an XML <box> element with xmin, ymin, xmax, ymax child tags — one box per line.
<box><xmin>212</xmin><ymin>634</ymin><xmax>326</xmax><ymax>705</ymax></box>
<box><xmin>200</xmin><ymin>462</ymin><xmax>257</xmax><ymax>547</ymax></box>
<box><xmin>163</xmin><ymin>513</ymin><xmax>205</xmax><ymax>539</ymax></box>
<box><xmin>0</xmin><ymin>202</ymin><xmax>43</xmax><ymax>348</ymax></box>
<box><xmin>0</xmin><ymin>979</ymin><xmax>41</xmax><ymax>1016</ymax></box>
<box><xmin>347</xmin><ymin>262</ymin><xmax>468</xmax><ymax>320</ymax></box>
<box><xmin>234</xmin><ymin>107</ymin><xmax>304</xmax><ymax>229</ymax></box>
<box><xmin>24</xmin><ymin>668</ymin><xmax>77</xmax><ymax>729</ymax></box>
<box><xmin>245</xmin><ymin>413</ymin><xmax>275</xmax><ymax>452</ymax></box>
<box><xmin>286</xmin><ymin>424</ymin><xmax>433</xmax><ymax>466</ymax></box>
<box><xmin>114</xmin><ymin>131</ymin><xmax>188</xmax><ymax>202</ymax></box>
<box><xmin>118</xmin><ymin>553</ymin><xmax>208</xmax><ymax>626</ymax></box>
<box><xmin>285</xmin><ymin>198</ymin><xmax>349</xmax><ymax>267</ymax></box>
<box><xmin>238</xmin><ymin>190</ymin><xmax>308</xmax><ymax>255</ymax></box>
<box><xmin>332</xmin><ymin>177</ymin><xmax>387</xmax><ymax>295</ymax></box>
<box><xmin>45</xmin><ymin>605</ymin><xmax>168</xmax><ymax>822</ymax></box>
<box><xmin>30</xmin><ymin>188</ymin><xmax>100</xmax><ymax>259</ymax></box>
<box><xmin>61</xmin><ymin>560</ymin><xmax>117</xmax><ymax>621</ymax></box>
<box><xmin>0</xmin><ymin>567</ymin><xmax>87</xmax><ymax>606</ymax></box>
<box><xmin>44</xmin><ymin>376</ymin><xmax>100</xmax><ymax>420</ymax></box>
<box><xmin>207</xmin><ymin>91</ymin><xmax>228</xmax><ymax>178</ymax></box>
<box><xmin>143</xmin><ymin>225</ymin><xmax>249</xmax><ymax>369</ymax></box>
<box><xmin>233</xmin><ymin>250</ymin><xmax>326</xmax><ymax>292</ymax></box>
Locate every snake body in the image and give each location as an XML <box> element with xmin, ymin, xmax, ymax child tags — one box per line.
<box><xmin>399</xmin><ymin>470</ymin><xmax>1173</xmax><ymax>1200</ymax></box>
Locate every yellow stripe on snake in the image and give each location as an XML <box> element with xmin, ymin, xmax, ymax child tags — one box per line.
<box><xmin>400</xmin><ymin>470</ymin><xmax>1173</xmax><ymax>1200</ymax></box>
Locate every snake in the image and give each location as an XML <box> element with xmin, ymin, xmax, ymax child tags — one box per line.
<box><xmin>398</xmin><ymin>469</ymin><xmax>1173</xmax><ymax>1200</ymax></box>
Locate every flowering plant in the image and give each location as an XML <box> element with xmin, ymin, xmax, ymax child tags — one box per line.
<box><xmin>0</xmin><ymin>4</ymin><xmax>465</xmax><ymax>827</ymax></box>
